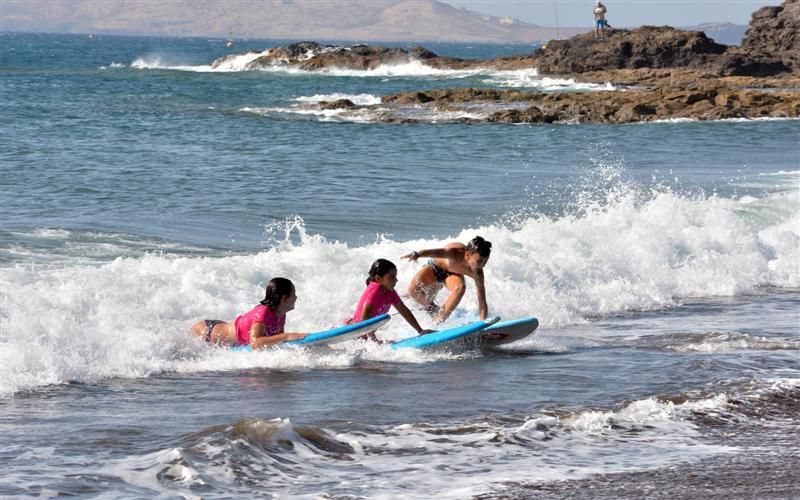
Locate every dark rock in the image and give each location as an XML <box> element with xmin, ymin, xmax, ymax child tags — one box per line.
<box><xmin>529</xmin><ymin>26</ymin><xmax>728</xmax><ymax>74</ymax></box>
<box><xmin>738</xmin><ymin>0</ymin><xmax>800</xmax><ymax>71</ymax></box>
<box><xmin>319</xmin><ymin>99</ymin><xmax>355</xmax><ymax>110</ymax></box>
<box><xmin>212</xmin><ymin>41</ymin><xmax>471</xmax><ymax>72</ymax></box>
<box><xmin>715</xmin><ymin>50</ymin><xmax>790</xmax><ymax>76</ymax></box>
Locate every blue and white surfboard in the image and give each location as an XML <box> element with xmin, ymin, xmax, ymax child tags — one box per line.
<box><xmin>479</xmin><ymin>316</ymin><xmax>539</xmax><ymax>346</ymax></box>
<box><xmin>390</xmin><ymin>316</ymin><xmax>500</xmax><ymax>349</ymax></box>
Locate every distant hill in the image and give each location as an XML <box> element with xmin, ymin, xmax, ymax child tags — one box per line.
<box><xmin>682</xmin><ymin>22</ymin><xmax>748</xmax><ymax>46</ymax></box>
<box><xmin>0</xmin><ymin>0</ymin><xmax>586</xmax><ymax>42</ymax></box>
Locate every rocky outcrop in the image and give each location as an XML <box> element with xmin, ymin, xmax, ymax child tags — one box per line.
<box><xmin>216</xmin><ymin>1</ymin><xmax>800</xmax><ymax>125</ymax></box>
<box><xmin>528</xmin><ymin>26</ymin><xmax>728</xmax><ymax>74</ymax></box>
<box><xmin>212</xmin><ymin>41</ymin><xmax>473</xmax><ymax>71</ymax></box>
<box><xmin>214</xmin><ymin>0</ymin><xmax>800</xmax><ymax>78</ymax></box>
<box><xmin>738</xmin><ymin>0</ymin><xmax>800</xmax><ymax>70</ymax></box>
<box><xmin>742</xmin><ymin>0</ymin><xmax>800</xmax><ymax>55</ymax></box>
<box><xmin>376</xmin><ymin>87</ymin><xmax>800</xmax><ymax>124</ymax></box>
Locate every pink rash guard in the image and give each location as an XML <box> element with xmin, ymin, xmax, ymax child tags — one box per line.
<box><xmin>352</xmin><ymin>282</ymin><xmax>400</xmax><ymax>322</ymax></box>
<box><xmin>234</xmin><ymin>304</ymin><xmax>286</xmax><ymax>346</ymax></box>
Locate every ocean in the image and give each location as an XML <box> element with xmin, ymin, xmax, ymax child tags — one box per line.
<box><xmin>1</xmin><ymin>32</ymin><xmax>798</xmax><ymax>498</ymax></box>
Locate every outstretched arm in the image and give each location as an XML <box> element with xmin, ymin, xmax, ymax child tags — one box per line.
<box><xmin>249</xmin><ymin>323</ymin><xmax>307</xmax><ymax>349</ymax></box>
<box><xmin>393</xmin><ymin>301</ymin><xmax>434</xmax><ymax>334</ymax></box>
<box><xmin>401</xmin><ymin>247</ymin><xmax>457</xmax><ymax>261</ymax></box>
<box><xmin>474</xmin><ymin>268</ymin><xmax>489</xmax><ymax>320</ymax></box>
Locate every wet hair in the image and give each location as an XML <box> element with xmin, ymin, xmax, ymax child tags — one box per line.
<box><xmin>466</xmin><ymin>236</ymin><xmax>492</xmax><ymax>258</ymax></box>
<box><xmin>366</xmin><ymin>258</ymin><xmax>397</xmax><ymax>286</ymax></box>
<box><xmin>260</xmin><ymin>277</ymin><xmax>295</xmax><ymax>309</ymax></box>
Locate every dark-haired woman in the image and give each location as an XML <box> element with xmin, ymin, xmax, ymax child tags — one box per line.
<box><xmin>191</xmin><ymin>277</ymin><xmax>307</xmax><ymax>349</ymax></box>
<box><xmin>352</xmin><ymin>259</ymin><xmax>433</xmax><ymax>341</ymax></box>
<box><xmin>402</xmin><ymin>236</ymin><xmax>492</xmax><ymax>323</ymax></box>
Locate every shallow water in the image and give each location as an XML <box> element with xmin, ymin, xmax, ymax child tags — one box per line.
<box><xmin>1</xmin><ymin>32</ymin><xmax>798</xmax><ymax>497</ymax></box>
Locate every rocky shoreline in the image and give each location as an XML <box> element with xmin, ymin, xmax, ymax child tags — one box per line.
<box><xmin>216</xmin><ymin>0</ymin><xmax>800</xmax><ymax>125</ymax></box>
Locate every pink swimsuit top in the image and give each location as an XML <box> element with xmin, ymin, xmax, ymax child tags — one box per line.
<box><xmin>234</xmin><ymin>304</ymin><xmax>286</xmax><ymax>346</ymax></box>
<box><xmin>352</xmin><ymin>282</ymin><xmax>401</xmax><ymax>322</ymax></box>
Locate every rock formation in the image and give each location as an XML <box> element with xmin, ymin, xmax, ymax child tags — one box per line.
<box><xmin>528</xmin><ymin>27</ymin><xmax>728</xmax><ymax>74</ymax></box>
<box><xmin>215</xmin><ymin>1</ymin><xmax>800</xmax><ymax>125</ymax></box>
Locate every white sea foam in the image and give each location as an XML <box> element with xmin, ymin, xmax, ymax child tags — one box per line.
<box><xmin>485</xmin><ymin>70</ymin><xmax>616</xmax><ymax>91</ymax></box>
<box><xmin>241</xmin><ymin>103</ymin><xmax>489</xmax><ymax>123</ymax></box>
<box><xmin>131</xmin><ymin>55</ymin><xmax>214</xmax><ymax>72</ymax></box>
<box><xmin>1</xmin><ymin>184</ymin><xmax>798</xmax><ymax>396</ymax></box>
<box><xmin>293</xmin><ymin>93</ymin><xmax>382</xmax><ymax>106</ymax></box>
<box><xmin>240</xmin><ymin>105</ymin><xmax>389</xmax><ymax>123</ymax></box>
<box><xmin>208</xmin><ymin>48</ymin><xmax>273</xmax><ymax>71</ymax></box>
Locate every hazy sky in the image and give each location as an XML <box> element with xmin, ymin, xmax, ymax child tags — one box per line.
<box><xmin>441</xmin><ymin>0</ymin><xmax>780</xmax><ymax>27</ymax></box>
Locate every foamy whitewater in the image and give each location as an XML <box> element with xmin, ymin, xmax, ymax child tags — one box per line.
<box><xmin>1</xmin><ymin>32</ymin><xmax>798</xmax><ymax>498</ymax></box>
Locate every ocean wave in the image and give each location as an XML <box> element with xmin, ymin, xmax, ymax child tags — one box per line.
<box><xmin>6</xmin><ymin>379</ymin><xmax>795</xmax><ymax>496</ymax></box>
<box><xmin>1</xmin><ymin>185</ymin><xmax>798</xmax><ymax>396</ymax></box>
<box><xmin>84</xmin><ymin>390</ymin><xmax>745</xmax><ymax>497</ymax></box>
<box><xmin>130</xmin><ymin>55</ymin><xmax>214</xmax><ymax>72</ymax></box>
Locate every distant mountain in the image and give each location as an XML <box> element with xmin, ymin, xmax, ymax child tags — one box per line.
<box><xmin>681</xmin><ymin>22</ymin><xmax>748</xmax><ymax>46</ymax></box>
<box><xmin>0</xmin><ymin>0</ymin><xmax>586</xmax><ymax>42</ymax></box>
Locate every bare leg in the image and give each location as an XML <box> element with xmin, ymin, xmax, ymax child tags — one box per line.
<box><xmin>438</xmin><ymin>274</ymin><xmax>466</xmax><ymax>322</ymax></box>
<box><xmin>407</xmin><ymin>266</ymin><xmax>443</xmax><ymax>318</ymax></box>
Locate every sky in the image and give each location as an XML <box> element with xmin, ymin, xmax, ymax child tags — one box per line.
<box><xmin>441</xmin><ymin>0</ymin><xmax>780</xmax><ymax>27</ymax></box>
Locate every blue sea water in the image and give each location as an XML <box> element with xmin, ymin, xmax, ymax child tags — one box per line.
<box><xmin>1</xmin><ymin>32</ymin><xmax>799</xmax><ymax>497</ymax></box>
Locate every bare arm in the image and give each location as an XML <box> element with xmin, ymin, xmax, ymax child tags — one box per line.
<box><xmin>249</xmin><ymin>322</ymin><xmax>307</xmax><ymax>350</ymax></box>
<box><xmin>357</xmin><ymin>302</ymin><xmax>380</xmax><ymax>342</ymax></box>
<box><xmin>393</xmin><ymin>301</ymin><xmax>434</xmax><ymax>334</ymax></box>
<box><xmin>401</xmin><ymin>247</ymin><xmax>459</xmax><ymax>261</ymax></box>
<box><xmin>474</xmin><ymin>268</ymin><xmax>489</xmax><ymax>320</ymax></box>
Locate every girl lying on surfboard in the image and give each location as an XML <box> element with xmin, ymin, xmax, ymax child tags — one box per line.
<box><xmin>352</xmin><ymin>259</ymin><xmax>434</xmax><ymax>341</ymax></box>
<box><xmin>402</xmin><ymin>236</ymin><xmax>492</xmax><ymax>323</ymax></box>
<box><xmin>191</xmin><ymin>277</ymin><xmax>308</xmax><ymax>349</ymax></box>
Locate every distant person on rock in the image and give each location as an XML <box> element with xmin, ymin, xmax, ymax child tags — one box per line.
<box><xmin>594</xmin><ymin>0</ymin><xmax>608</xmax><ymax>38</ymax></box>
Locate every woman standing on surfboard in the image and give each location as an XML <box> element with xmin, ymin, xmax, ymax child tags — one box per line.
<box><xmin>190</xmin><ymin>277</ymin><xmax>308</xmax><ymax>349</ymax></box>
<box><xmin>402</xmin><ymin>236</ymin><xmax>492</xmax><ymax>323</ymax></box>
<box><xmin>352</xmin><ymin>259</ymin><xmax>434</xmax><ymax>341</ymax></box>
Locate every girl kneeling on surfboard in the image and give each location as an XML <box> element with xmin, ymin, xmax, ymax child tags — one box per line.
<box><xmin>353</xmin><ymin>259</ymin><xmax>434</xmax><ymax>341</ymax></box>
<box><xmin>402</xmin><ymin>236</ymin><xmax>491</xmax><ymax>323</ymax></box>
<box><xmin>191</xmin><ymin>277</ymin><xmax>308</xmax><ymax>349</ymax></box>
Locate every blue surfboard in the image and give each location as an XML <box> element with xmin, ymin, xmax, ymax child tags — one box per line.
<box><xmin>390</xmin><ymin>316</ymin><xmax>500</xmax><ymax>350</ymax></box>
<box><xmin>479</xmin><ymin>316</ymin><xmax>539</xmax><ymax>346</ymax></box>
<box><xmin>232</xmin><ymin>313</ymin><xmax>391</xmax><ymax>351</ymax></box>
